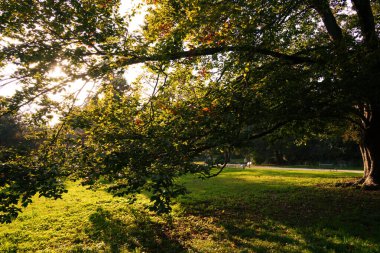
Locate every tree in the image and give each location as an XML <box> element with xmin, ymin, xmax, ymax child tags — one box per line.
<box><xmin>0</xmin><ymin>0</ymin><xmax>380</xmax><ymax>220</ymax></box>
<box><xmin>140</xmin><ymin>0</ymin><xmax>380</xmax><ymax>186</ymax></box>
<box><xmin>0</xmin><ymin>108</ymin><xmax>67</xmax><ymax>223</ymax></box>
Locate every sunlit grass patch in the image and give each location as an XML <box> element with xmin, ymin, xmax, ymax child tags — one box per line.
<box><xmin>1</xmin><ymin>168</ymin><xmax>379</xmax><ymax>252</ymax></box>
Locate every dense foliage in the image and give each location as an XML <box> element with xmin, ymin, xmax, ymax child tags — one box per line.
<box><xmin>0</xmin><ymin>111</ymin><xmax>67</xmax><ymax>223</ymax></box>
<box><xmin>1</xmin><ymin>0</ymin><xmax>379</xmax><ymax>221</ymax></box>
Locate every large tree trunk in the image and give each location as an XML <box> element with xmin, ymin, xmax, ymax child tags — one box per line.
<box><xmin>358</xmin><ymin>105</ymin><xmax>380</xmax><ymax>188</ymax></box>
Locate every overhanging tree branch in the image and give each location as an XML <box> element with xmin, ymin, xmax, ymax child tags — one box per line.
<box><xmin>248</xmin><ymin>121</ymin><xmax>289</xmax><ymax>141</ymax></box>
<box><xmin>117</xmin><ymin>46</ymin><xmax>317</xmax><ymax>67</ymax></box>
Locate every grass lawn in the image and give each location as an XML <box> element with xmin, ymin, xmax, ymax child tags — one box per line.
<box><xmin>1</xmin><ymin>168</ymin><xmax>380</xmax><ymax>252</ymax></box>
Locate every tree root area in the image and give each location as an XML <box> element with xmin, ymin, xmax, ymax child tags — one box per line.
<box><xmin>335</xmin><ymin>178</ymin><xmax>380</xmax><ymax>190</ymax></box>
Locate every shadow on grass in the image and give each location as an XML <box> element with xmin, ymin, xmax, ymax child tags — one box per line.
<box><xmin>178</xmin><ymin>173</ymin><xmax>380</xmax><ymax>253</ymax></box>
<box><xmin>83</xmin><ymin>207</ymin><xmax>185</xmax><ymax>253</ymax></box>
<box><xmin>77</xmin><ymin>170</ymin><xmax>379</xmax><ymax>252</ymax></box>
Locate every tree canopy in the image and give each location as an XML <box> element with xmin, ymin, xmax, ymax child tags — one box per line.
<box><xmin>1</xmin><ymin>0</ymin><xmax>380</xmax><ymax>222</ymax></box>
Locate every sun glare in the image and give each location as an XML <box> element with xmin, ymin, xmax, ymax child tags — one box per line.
<box><xmin>48</xmin><ymin>66</ymin><xmax>67</xmax><ymax>79</ymax></box>
<box><xmin>0</xmin><ymin>0</ymin><xmax>149</xmax><ymax>125</ymax></box>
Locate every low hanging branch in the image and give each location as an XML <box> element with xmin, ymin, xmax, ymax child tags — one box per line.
<box><xmin>202</xmin><ymin>147</ymin><xmax>231</xmax><ymax>179</ymax></box>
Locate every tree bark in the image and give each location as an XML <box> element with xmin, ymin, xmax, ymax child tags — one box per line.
<box><xmin>351</xmin><ymin>0</ymin><xmax>378</xmax><ymax>50</ymax></box>
<box><xmin>310</xmin><ymin>0</ymin><xmax>344</xmax><ymax>45</ymax></box>
<box><xmin>359</xmin><ymin>105</ymin><xmax>380</xmax><ymax>188</ymax></box>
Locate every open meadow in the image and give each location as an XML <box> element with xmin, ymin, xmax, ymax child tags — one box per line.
<box><xmin>1</xmin><ymin>168</ymin><xmax>379</xmax><ymax>253</ymax></box>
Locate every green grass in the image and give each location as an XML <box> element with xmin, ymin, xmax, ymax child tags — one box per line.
<box><xmin>1</xmin><ymin>168</ymin><xmax>380</xmax><ymax>252</ymax></box>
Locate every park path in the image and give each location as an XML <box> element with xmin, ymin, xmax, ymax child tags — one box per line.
<box><xmin>227</xmin><ymin>164</ymin><xmax>363</xmax><ymax>174</ymax></box>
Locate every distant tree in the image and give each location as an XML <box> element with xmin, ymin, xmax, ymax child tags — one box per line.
<box><xmin>0</xmin><ymin>114</ymin><xmax>22</xmax><ymax>147</ymax></box>
<box><xmin>243</xmin><ymin>135</ymin><xmax>361</xmax><ymax>166</ymax></box>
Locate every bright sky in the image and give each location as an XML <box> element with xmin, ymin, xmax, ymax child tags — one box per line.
<box><xmin>0</xmin><ymin>0</ymin><xmax>147</xmax><ymax>120</ymax></box>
